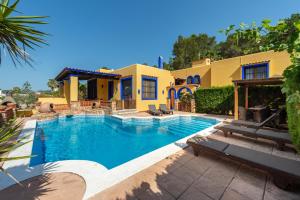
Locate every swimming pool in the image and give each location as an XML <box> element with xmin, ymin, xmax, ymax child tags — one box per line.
<box><xmin>31</xmin><ymin>115</ymin><xmax>218</xmax><ymax>169</ymax></box>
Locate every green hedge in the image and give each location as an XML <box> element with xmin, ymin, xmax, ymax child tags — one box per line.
<box><xmin>287</xmin><ymin>103</ymin><xmax>300</xmax><ymax>151</ymax></box>
<box><xmin>194</xmin><ymin>86</ymin><xmax>234</xmax><ymax>115</ymax></box>
<box><xmin>194</xmin><ymin>85</ymin><xmax>285</xmax><ymax>115</ymax></box>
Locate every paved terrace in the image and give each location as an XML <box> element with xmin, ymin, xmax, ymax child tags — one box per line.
<box><xmin>91</xmin><ymin>130</ymin><xmax>300</xmax><ymax>200</ymax></box>
<box><xmin>1</xmin><ymin>113</ymin><xmax>300</xmax><ymax>200</ymax></box>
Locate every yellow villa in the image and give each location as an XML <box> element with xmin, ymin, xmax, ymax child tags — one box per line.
<box><xmin>39</xmin><ymin>50</ymin><xmax>291</xmax><ymax>113</ymax></box>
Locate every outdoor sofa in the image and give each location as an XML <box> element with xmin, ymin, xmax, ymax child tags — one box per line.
<box><xmin>187</xmin><ymin>136</ymin><xmax>300</xmax><ymax>190</ymax></box>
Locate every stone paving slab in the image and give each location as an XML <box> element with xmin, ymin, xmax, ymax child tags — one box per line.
<box><xmin>0</xmin><ymin>172</ymin><xmax>85</xmax><ymax>200</ymax></box>
<box><xmin>92</xmin><ymin>142</ymin><xmax>300</xmax><ymax>200</ymax></box>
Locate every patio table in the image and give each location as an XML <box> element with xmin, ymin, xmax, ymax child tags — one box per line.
<box><xmin>248</xmin><ymin>105</ymin><xmax>267</xmax><ymax>123</ymax></box>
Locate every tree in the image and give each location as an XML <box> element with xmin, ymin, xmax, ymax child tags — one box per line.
<box><xmin>79</xmin><ymin>83</ymin><xmax>87</xmax><ymax>99</ymax></box>
<box><xmin>0</xmin><ymin>0</ymin><xmax>47</xmax><ymax>66</ymax></box>
<box><xmin>221</xmin><ymin>14</ymin><xmax>300</xmax><ymax>150</ymax></box>
<box><xmin>216</xmin><ymin>33</ymin><xmax>263</xmax><ymax>59</ymax></box>
<box><xmin>13</xmin><ymin>81</ymin><xmax>37</xmax><ymax>107</ymax></box>
<box><xmin>11</xmin><ymin>86</ymin><xmax>21</xmax><ymax>94</ymax></box>
<box><xmin>47</xmin><ymin>79</ymin><xmax>59</xmax><ymax>92</ymax></box>
<box><xmin>22</xmin><ymin>81</ymin><xmax>31</xmax><ymax>93</ymax></box>
<box><xmin>171</xmin><ymin>34</ymin><xmax>218</xmax><ymax>70</ymax></box>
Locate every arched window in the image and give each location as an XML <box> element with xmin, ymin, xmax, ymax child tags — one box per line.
<box><xmin>186</xmin><ymin>76</ymin><xmax>193</xmax><ymax>84</ymax></box>
<box><xmin>194</xmin><ymin>75</ymin><xmax>201</xmax><ymax>84</ymax></box>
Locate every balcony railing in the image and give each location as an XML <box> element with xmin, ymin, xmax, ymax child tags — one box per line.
<box><xmin>79</xmin><ymin>99</ymin><xmax>136</xmax><ymax>110</ymax></box>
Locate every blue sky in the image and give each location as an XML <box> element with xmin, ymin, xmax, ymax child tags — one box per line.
<box><xmin>0</xmin><ymin>0</ymin><xmax>299</xmax><ymax>90</ymax></box>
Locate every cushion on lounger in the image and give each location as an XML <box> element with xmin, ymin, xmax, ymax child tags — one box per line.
<box><xmin>256</xmin><ymin>129</ymin><xmax>292</xmax><ymax>143</ymax></box>
<box><xmin>231</xmin><ymin>120</ymin><xmax>261</xmax><ymax>127</ymax></box>
<box><xmin>188</xmin><ymin>137</ymin><xmax>229</xmax><ymax>152</ymax></box>
<box><xmin>224</xmin><ymin>144</ymin><xmax>300</xmax><ymax>178</ymax></box>
<box><xmin>217</xmin><ymin>124</ymin><xmax>257</xmax><ymax>135</ymax></box>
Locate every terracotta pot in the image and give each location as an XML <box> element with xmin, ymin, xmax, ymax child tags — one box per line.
<box><xmin>39</xmin><ymin>103</ymin><xmax>55</xmax><ymax>113</ymax></box>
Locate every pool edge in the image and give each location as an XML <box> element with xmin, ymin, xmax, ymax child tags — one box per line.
<box><xmin>1</xmin><ymin>114</ymin><xmax>224</xmax><ymax>199</ymax></box>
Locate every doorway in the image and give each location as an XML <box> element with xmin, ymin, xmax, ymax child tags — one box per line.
<box><xmin>168</xmin><ymin>88</ymin><xmax>176</xmax><ymax>109</ymax></box>
<box><xmin>87</xmin><ymin>79</ymin><xmax>97</xmax><ymax>99</ymax></box>
<box><xmin>121</xmin><ymin>77</ymin><xmax>133</xmax><ymax>109</ymax></box>
<box><xmin>108</xmin><ymin>81</ymin><xmax>114</xmax><ymax>100</ymax></box>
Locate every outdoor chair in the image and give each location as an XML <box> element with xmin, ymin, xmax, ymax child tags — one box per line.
<box><xmin>230</xmin><ymin>109</ymin><xmax>282</xmax><ymax>129</ymax></box>
<box><xmin>187</xmin><ymin>136</ymin><xmax>300</xmax><ymax>190</ymax></box>
<box><xmin>159</xmin><ymin>104</ymin><xmax>173</xmax><ymax>115</ymax></box>
<box><xmin>148</xmin><ymin>105</ymin><xmax>162</xmax><ymax>116</ymax></box>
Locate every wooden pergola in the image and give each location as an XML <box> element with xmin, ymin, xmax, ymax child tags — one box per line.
<box><xmin>232</xmin><ymin>77</ymin><xmax>284</xmax><ymax>120</ymax></box>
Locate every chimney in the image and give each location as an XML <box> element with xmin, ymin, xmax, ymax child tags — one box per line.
<box><xmin>158</xmin><ymin>56</ymin><xmax>163</xmax><ymax>69</ymax></box>
<box><xmin>192</xmin><ymin>58</ymin><xmax>211</xmax><ymax>68</ymax></box>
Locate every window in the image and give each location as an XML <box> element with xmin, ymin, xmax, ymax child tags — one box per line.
<box><xmin>187</xmin><ymin>76</ymin><xmax>193</xmax><ymax>84</ymax></box>
<box><xmin>194</xmin><ymin>75</ymin><xmax>201</xmax><ymax>84</ymax></box>
<box><xmin>242</xmin><ymin>63</ymin><xmax>269</xmax><ymax>80</ymax></box>
<box><xmin>142</xmin><ymin>76</ymin><xmax>157</xmax><ymax>100</ymax></box>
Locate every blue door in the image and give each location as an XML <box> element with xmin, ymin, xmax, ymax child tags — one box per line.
<box><xmin>108</xmin><ymin>81</ymin><xmax>114</xmax><ymax>100</ymax></box>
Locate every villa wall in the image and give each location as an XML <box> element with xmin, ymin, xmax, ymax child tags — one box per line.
<box><xmin>170</xmin><ymin>50</ymin><xmax>291</xmax><ymax>88</ymax></box>
<box><xmin>135</xmin><ymin>64</ymin><xmax>174</xmax><ymax>111</ymax></box>
<box><xmin>102</xmin><ymin>64</ymin><xmax>174</xmax><ymax>111</ymax></box>
<box><xmin>171</xmin><ymin>64</ymin><xmax>211</xmax><ymax>88</ymax></box>
<box><xmin>210</xmin><ymin>51</ymin><xmax>291</xmax><ymax>87</ymax></box>
<box><xmin>241</xmin><ymin>51</ymin><xmax>291</xmax><ymax>78</ymax></box>
<box><xmin>38</xmin><ymin>97</ymin><xmax>68</xmax><ymax>105</ymax></box>
<box><xmin>114</xmin><ymin>64</ymin><xmax>138</xmax><ymax>101</ymax></box>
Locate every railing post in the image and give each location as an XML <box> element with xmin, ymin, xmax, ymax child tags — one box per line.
<box><xmin>111</xmin><ymin>100</ymin><xmax>116</xmax><ymax>111</ymax></box>
<box><xmin>174</xmin><ymin>99</ymin><xmax>179</xmax><ymax>111</ymax></box>
<box><xmin>121</xmin><ymin>100</ymin><xmax>125</xmax><ymax>110</ymax></box>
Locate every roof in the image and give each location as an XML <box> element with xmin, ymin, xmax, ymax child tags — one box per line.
<box><xmin>232</xmin><ymin>77</ymin><xmax>284</xmax><ymax>86</ymax></box>
<box><xmin>55</xmin><ymin>67</ymin><xmax>121</xmax><ymax>81</ymax></box>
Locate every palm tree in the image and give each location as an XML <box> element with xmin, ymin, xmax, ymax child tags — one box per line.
<box><xmin>0</xmin><ymin>119</ymin><xmax>31</xmax><ymax>184</ymax></box>
<box><xmin>0</xmin><ymin>0</ymin><xmax>48</xmax><ymax>66</ymax></box>
<box><xmin>0</xmin><ymin>0</ymin><xmax>47</xmax><ymax>183</ymax></box>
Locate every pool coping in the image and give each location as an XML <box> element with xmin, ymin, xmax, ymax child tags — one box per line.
<box><xmin>0</xmin><ymin>114</ymin><xmax>224</xmax><ymax>199</ymax></box>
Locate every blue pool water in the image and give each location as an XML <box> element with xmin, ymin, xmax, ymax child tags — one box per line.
<box><xmin>31</xmin><ymin>116</ymin><xmax>217</xmax><ymax>169</ymax></box>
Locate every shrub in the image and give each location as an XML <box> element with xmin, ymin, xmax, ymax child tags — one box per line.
<box><xmin>194</xmin><ymin>85</ymin><xmax>285</xmax><ymax>115</ymax></box>
<box><xmin>194</xmin><ymin>86</ymin><xmax>234</xmax><ymax>115</ymax></box>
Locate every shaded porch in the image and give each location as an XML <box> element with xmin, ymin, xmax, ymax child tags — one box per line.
<box><xmin>233</xmin><ymin>77</ymin><xmax>284</xmax><ymax>120</ymax></box>
<box><xmin>55</xmin><ymin>67</ymin><xmax>123</xmax><ymax>110</ymax></box>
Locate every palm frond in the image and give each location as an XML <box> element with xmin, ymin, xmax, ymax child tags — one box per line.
<box><xmin>0</xmin><ymin>119</ymin><xmax>34</xmax><ymax>185</ymax></box>
<box><xmin>0</xmin><ymin>0</ymin><xmax>48</xmax><ymax>66</ymax></box>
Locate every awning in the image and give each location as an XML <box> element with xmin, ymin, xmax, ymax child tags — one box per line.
<box><xmin>55</xmin><ymin>67</ymin><xmax>121</xmax><ymax>81</ymax></box>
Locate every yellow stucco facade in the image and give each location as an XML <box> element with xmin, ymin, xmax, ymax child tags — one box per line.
<box><xmin>45</xmin><ymin>50</ymin><xmax>291</xmax><ymax>112</ymax></box>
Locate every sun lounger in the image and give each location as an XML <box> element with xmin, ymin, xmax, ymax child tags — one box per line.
<box><xmin>148</xmin><ymin>105</ymin><xmax>162</xmax><ymax>116</ymax></box>
<box><xmin>187</xmin><ymin>137</ymin><xmax>300</xmax><ymax>190</ymax></box>
<box><xmin>159</xmin><ymin>104</ymin><xmax>173</xmax><ymax>114</ymax></box>
<box><xmin>231</xmin><ymin>109</ymin><xmax>281</xmax><ymax>128</ymax></box>
<box><xmin>215</xmin><ymin>124</ymin><xmax>292</xmax><ymax>150</ymax></box>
